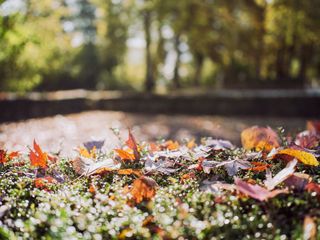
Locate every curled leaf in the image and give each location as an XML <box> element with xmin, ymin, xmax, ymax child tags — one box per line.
<box><xmin>276</xmin><ymin>148</ymin><xmax>319</xmax><ymax>166</ymax></box>
<box><xmin>264</xmin><ymin>159</ymin><xmax>297</xmax><ymax>190</ymax></box>
<box><xmin>241</xmin><ymin>126</ymin><xmax>280</xmax><ymax>152</ymax></box>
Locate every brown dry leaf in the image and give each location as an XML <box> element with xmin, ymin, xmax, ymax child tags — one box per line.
<box><xmin>126</xmin><ymin>129</ymin><xmax>140</xmax><ymax>160</ymax></box>
<box><xmin>303</xmin><ymin>215</ymin><xmax>317</xmax><ymax>240</ymax></box>
<box><xmin>130</xmin><ymin>176</ymin><xmax>157</xmax><ymax>204</ymax></box>
<box><xmin>29</xmin><ymin>140</ymin><xmax>48</xmax><ymax>168</ymax></box>
<box><xmin>276</xmin><ymin>148</ymin><xmax>319</xmax><ymax>166</ymax></box>
<box><xmin>241</xmin><ymin>126</ymin><xmax>280</xmax><ymax>152</ymax></box>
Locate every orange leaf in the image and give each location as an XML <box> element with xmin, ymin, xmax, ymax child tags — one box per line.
<box><xmin>118</xmin><ymin>169</ymin><xmax>142</xmax><ymax>177</ymax></box>
<box><xmin>0</xmin><ymin>150</ymin><xmax>7</xmax><ymax>164</ymax></box>
<box><xmin>78</xmin><ymin>146</ymin><xmax>96</xmax><ymax>159</ymax></box>
<box><xmin>126</xmin><ymin>130</ymin><xmax>140</xmax><ymax>160</ymax></box>
<box><xmin>115</xmin><ymin>149</ymin><xmax>135</xmax><ymax>161</ymax></box>
<box><xmin>246</xmin><ymin>162</ymin><xmax>271</xmax><ymax>172</ymax></box>
<box><xmin>180</xmin><ymin>172</ymin><xmax>196</xmax><ymax>183</ymax></box>
<box><xmin>8</xmin><ymin>151</ymin><xmax>19</xmax><ymax>160</ymax></box>
<box><xmin>241</xmin><ymin>126</ymin><xmax>280</xmax><ymax>152</ymax></box>
<box><xmin>187</xmin><ymin>139</ymin><xmax>196</xmax><ymax>149</ymax></box>
<box><xmin>29</xmin><ymin>140</ymin><xmax>47</xmax><ymax>168</ymax></box>
<box><xmin>34</xmin><ymin>176</ymin><xmax>57</xmax><ymax>190</ymax></box>
<box><xmin>149</xmin><ymin>142</ymin><xmax>159</xmax><ymax>152</ymax></box>
<box><xmin>162</xmin><ymin>140</ymin><xmax>180</xmax><ymax>151</ymax></box>
<box><xmin>130</xmin><ymin>176</ymin><xmax>157</xmax><ymax>204</ymax></box>
<box><xmin>89</xmin><ymin>183</ymin><xmax>96</xmax><ymax>195</ymax></box>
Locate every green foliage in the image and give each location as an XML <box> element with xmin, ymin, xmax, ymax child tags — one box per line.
<box><xmin>0</xmin><ymin>0</ymin><xmax>320</xmax><ymax>91</ymax></box>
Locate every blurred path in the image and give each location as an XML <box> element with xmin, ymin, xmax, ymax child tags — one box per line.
<box><xmin>0</xmin><ymin>111</ymin><xmax>306</xmax><ymax>156</ymax></box>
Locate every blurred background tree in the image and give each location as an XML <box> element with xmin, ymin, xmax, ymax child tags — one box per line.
<box><xmin>0</xmin><ymin>0</ymin><xmax>319</xmax><ymax>92</ymax></box>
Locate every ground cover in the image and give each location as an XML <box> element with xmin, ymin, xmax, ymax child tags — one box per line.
<box><xmin>0</xmin><ymin>122</ymin><xmax>319</xmax><ymax>239</ymax></box>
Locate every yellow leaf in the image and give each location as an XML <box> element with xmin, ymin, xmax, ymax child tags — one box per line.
<box><xmin>241</xmin><ymin>126</ymin><xmax>280</xmax><ymax>152</ymax></box>
<box><xmin>277</xmin><ymin>148</ymin><xmax>319</xmax><ymax>166</ymax></box>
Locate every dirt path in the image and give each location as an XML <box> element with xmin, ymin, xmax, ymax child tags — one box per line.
<box><xmin>0</xmin><ymin>111</ymin><xmax>307</xmax><ymax>156</ymax></box>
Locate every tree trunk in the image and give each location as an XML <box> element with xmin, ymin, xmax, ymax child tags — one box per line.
<box><xmin>143</xmin><ymin>10</ymin><xmax>154</xmax><ymax>92</ymax></box>
<box><xmin>172</xmin><ymin>34</ymin><xmax>181</xmax><ymax>89</ymax></box>
<box><xmin>193</xmin><ymin>53</ymin><xmax>204</xmax><ymax>86</ymax></box>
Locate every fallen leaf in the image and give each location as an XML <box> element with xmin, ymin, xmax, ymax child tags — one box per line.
<box><xmin>180</xmin><ymin>172</ymin><xmax>197</xmax><ymax>183</ymax></box>
<box><xmin>295</xmin><ymin>131</ymin><xmax>319</xmax><ymax>149</ymax></box>
<box><xmin>0</xmin><ymin>150</ymin><xmax>7</xmax><ymax>164</ymax></box>
<box><xmin>115</xmin><ymin>148</ymin><xmax>135</xmax><ymax>161</ymax></box>
<box><xmin>264</xmin><ymin>159</ymin><xmax>297</xmax><ymax>190</ymax></box>
<box><xmin>202</xmin><ymin>159</ymin><xmax>251</xmax><ymax>176</ymax></box>
<box><xmin>200</xmin><ymin>179</ymin><xmax>236</xmax><ymax>194</ymax></box>
<box><xmin>34</xmin><ymin>176</ymin><xmax>57</xmax><ymax>190</ymax></box>
<box><xmin>83</xmin><ymin>140</ymin><xmax>105</xmax><ymax>151</ymax></box>
<box><xmin>149</xmin><ymin>142</ymin><xmax>160</xmax><ymax>152</ymax></box>
<box><xmin>275</xmin><ymin>148</ymin><xmax>319</xmax><ymax>166</ymax></box>
<box><xmin>303</xmin><ymin>215</ymin><xmax>317</xmax><ymax>240</ymax></box>
<box><xmin>130</xmin><ymin>176</ymin><xmax>157</xmax><ymax>204</ymax></box>
<box><xmin>145</xmin><ymin>156</ymin><xmax>178</xmax><ymax>174</ymax></box>
<box><xmin>307</xmin><ymin>121</ymin><xmax>320</xmax><ymax>134</ymax></box>
<box><xmin>284</xmin><ymin>173</ymin><xmax>311</xmax><ymax>191</ymax></box>
<box><xmin>246</xmin><ymin>162</ymin><xmax>271</xmax><ymax>172</ymax></box>
<box><xmin>29</xmin><ymin>140</ymin><xmax>48</xmax><ymax>168</ymax></box>
<box><xmin>89</xmin><ymin>183</ymin><xmax>96</xmax><ymax>195</ymax></box>
<box><xmin>126</xmin><ymin>130</ymin><xmax>140</xmax><ymax>160</ymax></box>
<box><xmin>241</xmin><ymin>126</ymin><xmax>280</xmax><ymax>152</ymax></box>
<box><xmin>186</xmin><ymin>139</ymin><xmax>196</xmax><ymax>149</ymax></box>
<box><xmin>161</xmin><ymin>140</ymin><xmax>180</xmax><ymax>151</ymax></box>
<box><xmin>305</xmin><ymin>182</ymin><xmax>320</xmax><ymax>196</ymax></box>
<box><xmin>71</xmin><ymin>157</ymin><xmax>120</xmax><ymax>176</ymax></box>
<box><xmin>204</xmin><ymin>139</ymin><xmax>234</xmax><ymax>151</ymax></box>
<box><xmin>8</xmin><ymin>151</ymin><xmax>19</xmax><ymax>160</ymax></box>
<box><xmin>118</xmin><ymin>169</ymin><xmax>142</xmax><ymax>177</ymax></box>
<box><xmin>235</xmin><ymin>178</ymin><xmax>288</xmax><ymax>201</ymax></box>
